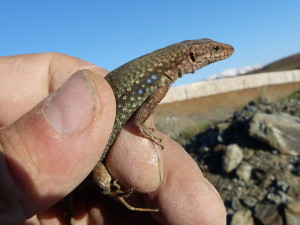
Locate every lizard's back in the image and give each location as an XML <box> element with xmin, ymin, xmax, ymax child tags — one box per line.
<box><xmin>101</xmin><ymin>39</ymin><xmax>234</xmax><ymax>160</ymax></box>
<box><xmin>103</xmin><ymin>43</ymin><xmax>189</xmax><ymax>157</ymax></box>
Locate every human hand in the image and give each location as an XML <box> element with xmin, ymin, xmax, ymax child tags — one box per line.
<box><xmin>0</xmin><ymin>53</ymin><xmax>226</xmax><ymax>225</ymax></box>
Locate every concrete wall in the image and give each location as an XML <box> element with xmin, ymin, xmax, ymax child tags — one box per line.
<box><xmin>161</xmin><ymin>70</ymin><xmax>300</xmax><ymax>104</ymax></box>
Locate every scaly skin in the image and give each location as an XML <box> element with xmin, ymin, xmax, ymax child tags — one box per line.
<box><xmin>93</xmin><ymin>39</ymin><xmax>234</xmax><ymax>211</ymax></box>
<box><xmin>100</xmin><ymin>39</ymin><xmax>234</xmax><ymax>160</ymax></box>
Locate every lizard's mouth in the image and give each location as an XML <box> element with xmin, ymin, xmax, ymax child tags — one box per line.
<box><xmin>212</xmin><ymin>45</ymin><xmax>234</xmax><ymax>62</ymax></box>
<box><xmin>221</xmin><ymin>45</ymin><xmax>234</xmax><ymax>59</ymax></box>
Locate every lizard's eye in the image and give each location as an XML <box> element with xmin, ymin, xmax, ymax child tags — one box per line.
<box><xmin>189</xmin><ymin>52</ymin><xmax>196</xmax><ymax>62</ymax></box>
<box><xmin>212</xmin><ymin>46</ymin><xmax>220</xmax><ymax>52</ymax></box>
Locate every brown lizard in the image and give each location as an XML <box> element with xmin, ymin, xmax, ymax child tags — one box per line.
<box><xmin>66</xmin><ymin>39</ymin><xmax>234</xmax><ymax>223</ymax></box>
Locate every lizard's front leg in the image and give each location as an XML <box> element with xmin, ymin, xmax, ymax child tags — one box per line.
<box><xmin>134</xmin><ymin>78</ymin><xmax>172</xmax><ymax>149</ymax></box>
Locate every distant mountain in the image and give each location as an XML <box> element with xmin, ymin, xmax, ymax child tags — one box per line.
<box><xmin>207</xmin><ymin>52</ymin><xmax>300</xmax><ymax>80</ymax></box>
<box><xmin>246</xmin><ymin>52</ymin><xmax>300</xmax><ymax>74</ymax></box>
<box><xmin>206</xmin><ymin>65</ymin><xmax>262</xmax><ymax>80</ymax></box>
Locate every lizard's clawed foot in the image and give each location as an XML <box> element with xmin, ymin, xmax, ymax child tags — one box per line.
<box><xmin>138</xmin><ymin>125</ymin><xmax>164</xmax><ymax>149</ymax></box>
<box><xmin>109</xmin><ymin>180</ymin><xmax>159</xmax><ymax>212</ymax></box>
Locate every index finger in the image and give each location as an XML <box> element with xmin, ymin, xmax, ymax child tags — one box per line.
<box><xmin>149</xmin><ymin>135</ymin><xmax>226</xmax><ymax>225</ymax></box>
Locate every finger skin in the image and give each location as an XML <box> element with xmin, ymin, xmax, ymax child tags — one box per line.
<box><xmin>67</xmin><ymin>132</ymin><xmax>226</xmax><ymax>225</ymax></box>
<box><xmin>0</xmin><ymin>54</ymin><xmax>115</xmax><ymax>224</ymax></box>
<box><xmin>149</xmin><ymin>135</ymin><xmax>226</xmax><ymax>225</ymax></box>
<box><xmin>0</xmin><ymin>53</ymin><xmax>108</xmax><ymax>126</ymax></box>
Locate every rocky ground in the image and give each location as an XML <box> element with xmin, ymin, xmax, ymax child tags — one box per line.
<box><xmin>183</xmin><ymin>96</ymin><xmax>300</xmax><ymax>225</ymax></box>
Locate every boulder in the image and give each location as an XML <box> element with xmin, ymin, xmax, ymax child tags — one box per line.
<box><xmin>249</xmin><ymin>113</ymin><xmax>300</xmax><ymax>156</ymax></box>
<box><xmin>285</xmin><ymin>201</ymin><xmax>300</xmax><ymax>225</ymax></box>
<box><xmin>231</xmin><ymin>209</ymin><xmax>254</xmax><ymax>225</ymax></box>
<box><xmin>254</xmin><ymin>204</ymin><xmax>283</xmax><ymax>225</ymax></box>
<box><xmin>222</xmin><ymin>144</ymin><xmax>243</xmax><ymax>173</ymax></box>
<box><xmin>236</xmin><ymin>162</ymin><xmax>252</xmax><ymax>182</ymax></box>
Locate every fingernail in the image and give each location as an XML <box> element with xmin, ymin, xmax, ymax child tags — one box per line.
<box><xmin>43</xmin><ymin>70</ymin><xmax>100</xmax><ymax>135</ymax></box>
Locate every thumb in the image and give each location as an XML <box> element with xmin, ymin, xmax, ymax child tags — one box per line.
<box><xmin>0</xmin><ymin>69</ymin><xmax>115</xmax><ymax>223</ymax></box>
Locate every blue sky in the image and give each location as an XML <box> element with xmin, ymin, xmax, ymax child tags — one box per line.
<box><xmin>1</xmin><ymin>1</ymin><xmax>300</xmax><ymax>86</ymax></box>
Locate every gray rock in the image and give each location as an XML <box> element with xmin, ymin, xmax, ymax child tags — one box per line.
<box><xmin>231</xmin><ymin>197</ymin><xmax>242</xmax><ymax>211</ymax></box>
<box><xmin>285</xmin><ymin>201</ymin><xmax>300</xmax><ymax>225</ymax></box>
<box><xmin>196</xmin><ymin>145</ymin><xmax>210</xmax><ymax>154</ymax></box>
<box><xmin>241</xmin><ymin>196</ymin><xmax>258</xmax><ymax>208</ymax></box>
<box><xmin>227</xmin><ymin>208</ymin><xmax>234</xmax><ymax>216</ymax></box>
<box><xmin>267</xmin><ymin>192</ymin><xmax>283</xmax><ymax>204</ymax></box>
<box><xmin>252</xmin><ymin>168</ymin><xmax>266</xmax><ymax>182</ymax></box>
<box><xmin>262</xmin><ymin>175</ymin><xmax>275</xmax><ymax>189</ymax></box>
<box><xmin>254</xmin><ymin>204</ymin><xmax>283</xmax><ymax>225</ymax></box>
<box><xmin>276</xmin><ymin>180</ymin><xmax>289</xmax><ymax>192</ymax></box>
<box><xmin>216</xmin><ymin>121</ymin><xmax>231</xmax><ymax>133</ymax></box>
<box><xmin>287</xmin><ymin>187</ymin><xmax>300</xmax><ymax>199</ymax></box>
<box><xmin>291</xmin><ymin>158</ymin><xmax>300</xmax><ymax>176</ymax></box>
<box><xmin>222</xmin><ymin>144</ymin><xmax>244</xmax><ymax>173</ymax></box>
<box><xmin>236</xmin><ymin>162</ymin><xmax>252</xmax><ymax>181</ymax></box>
<box><xmin>267</xmin><ymin>191</ymin><xmax>294</xmax><ymax>204</ymax></box>
<box><xmin>217</xmin><ymin>134</ymin><xmax>224</xmax><ymax>143</ymax></box>
<box><xmin>249</xmin><ymin>112</ymin><xmax>300</xmax><ymax>156</ymax></box>
<box><xmin>231</xmin><ymin>209</ymin><xmax>254</xmax><ymax>225</ymax></box>
<box><xmin>278</xmin><ymin>191</ymin><xmax>294</xmax><ymax>204</ymax></box>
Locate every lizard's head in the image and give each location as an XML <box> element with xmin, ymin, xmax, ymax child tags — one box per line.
<box><xmin>180</xmin><ymin>39</ymin><xmax>234</xmax><ymax>75</ymax></box>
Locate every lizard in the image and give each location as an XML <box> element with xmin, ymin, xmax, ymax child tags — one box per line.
<box><xmin>66</xmin><ymin>39</ymin><xmax>234</xmax><ymax>223</ymax></box>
